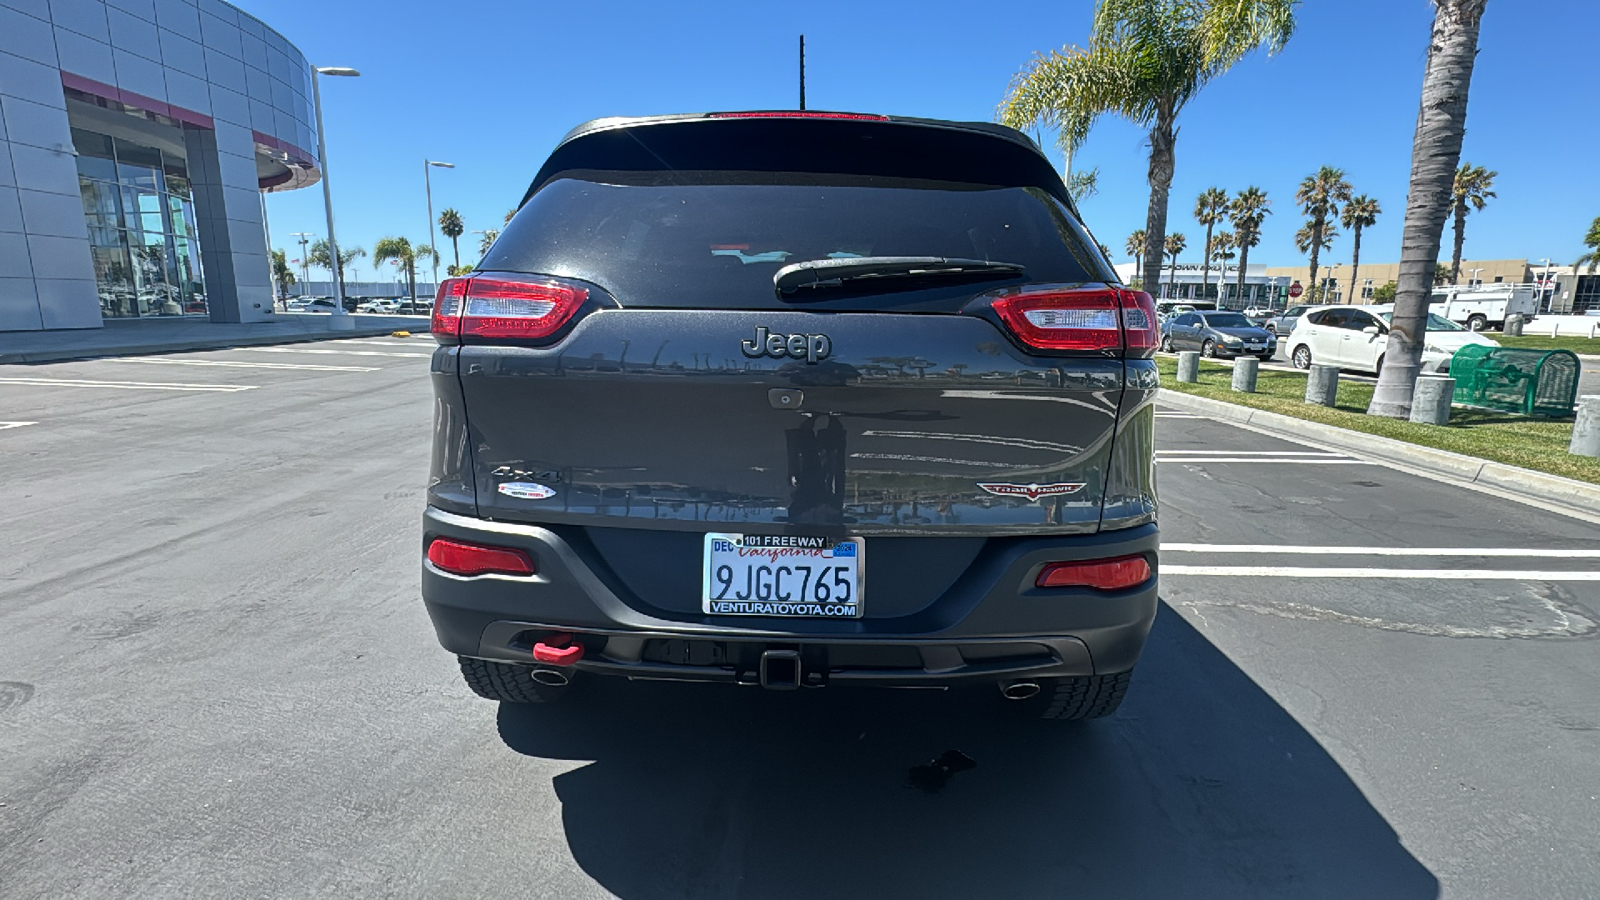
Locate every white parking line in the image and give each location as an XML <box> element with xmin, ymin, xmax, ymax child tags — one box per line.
<box><xmin>328</xmin><ymin>339</ymin><xmax>428</xmax><ymax>347</ymax></box>
<box><xmin>1164</xmin><ymin>565</ymin><xmax>1600</xmax><ymax>580</ymax></box>
<box><xmin>1155</xmin><ymin>450</ymin><xmax>1344</xmax><ymax>457</ymax></box>
<box><xmin>103</xmin><ymin>358</ymin><xmax>382</xmax><ymax>372</ymax></box>
<box><xmin>0</xmin><ymin>377</ymin><xmax>256</xmax><ymax>392</ymax></box>
<box><xmin>1165</xmin><ymin>544</ymin><xmax>1600</xmax><ymax>558</ymax></box>
<box><xmin>234</xmin><ymin>346</ymin><xmax>433</xmax><ymax>359</ymax></box>
<box><xmin>1159</xmin><ymin>457</ymin><xmax>1371</xmax><ymax>464</ymax></box>
<box><xmin>0</xmin><ymin>421</ymin><xmax>36</xmax><ymax>429</ymax></box>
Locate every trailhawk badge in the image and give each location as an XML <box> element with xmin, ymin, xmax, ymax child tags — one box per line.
<box><xmin>497</xmin><ymin>482</ymin><xmax>557</xmax><ymax>500</ymax></box>
<box><xmin>977</xmin><ymin>482</ymin><xmax>1086</xmax><ymax>501</ymax></box>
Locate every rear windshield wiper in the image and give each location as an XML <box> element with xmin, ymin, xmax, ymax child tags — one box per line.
<box><xmin>774</xmin><ymin>256</ymin><xmax>1024</xmax><ymax>296</ymax></box>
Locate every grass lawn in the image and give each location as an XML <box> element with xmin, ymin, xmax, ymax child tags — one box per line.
<box><xmin>1156</xmin><ymin>357</ymin><xmax>1600</xmax><ymax>485</ymax></box>
<box><xmin>1494</xmin><ymin>334</ymin><xmax>1600</xmax><ymax>355</ymax></box>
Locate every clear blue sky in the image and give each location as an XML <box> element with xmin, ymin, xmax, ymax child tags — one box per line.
<box><xmin>244</xmin><ymin>0</ymin><xmax>1595</xmax><ymax>284</ymax></box>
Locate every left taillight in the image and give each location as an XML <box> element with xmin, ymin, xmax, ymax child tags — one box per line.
<box><xmin>987</xmin><ymin>285</ymin><xmax>1158</xmax><ymax>357</ymax></box>
<box><xmin>431</xmin><ymin>275</ymin><xmax>589</xmax><ymax>344</ymax></box>
<box><xmin>426</xmin><ymin>538</ymin><xmax>536</xmax><ymax>577</ymax></box>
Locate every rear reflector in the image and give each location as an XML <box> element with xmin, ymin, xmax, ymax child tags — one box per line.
<box><xmin>989</xmin><ymin>286</ymin><xmax>1158</xmax><ymax>355</ymax></box>
<box><xmin>1036</xmin><ymin>556</ymin><xmax>1151</xmax><ymax>591</ymax></box>
<box><xmin>708</xmin><ymin>111</ymin><xmax>888</xmax><ymax>121</ymax></box>
<box><xmin>432</xmin><ymin>276</ymin><xmax>588</xmax><ymax>342</ymax></box>
<box><xmin>427</xmin><ymin>538</ymin><xmax>536</xmax><ymax>577</ymax></box>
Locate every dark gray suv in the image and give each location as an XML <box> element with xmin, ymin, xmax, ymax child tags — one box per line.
<box><xmin>421</xmin><ymin>112</ymin><xmax>1159</xmax><ymax>719</ymax></box>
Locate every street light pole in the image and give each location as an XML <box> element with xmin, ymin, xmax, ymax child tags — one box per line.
<box><xmin>424</xmin><ymin>160</ymin><xmax>455</xmax><ymax>288</ymax></box>
<box><xmin>1538</xmin><ymin>257</ymin><xmax>1553</xmax><ymax>313</ymax></box>
<box><xmin>291</xmin><ymin>232</ymin><xmax>311</xmax><ymax>291</ymax></box>
<box><xmin>311</xmin><ymin>66</ymin><xmax>359</xmax><ymax>327</ymax></box>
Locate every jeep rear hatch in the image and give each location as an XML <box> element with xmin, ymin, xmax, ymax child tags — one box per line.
<box><xmin>436</xmin><ymin>114</ymin><xmax>1153</xmax><ymax>584</ymax></box>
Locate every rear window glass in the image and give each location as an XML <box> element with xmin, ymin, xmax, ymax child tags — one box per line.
<box><xmin>482</xmin><ymin>172</ymin><xmax>1107</xmax><ymax>310</ymax></box>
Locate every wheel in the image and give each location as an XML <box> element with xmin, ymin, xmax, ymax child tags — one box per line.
<box><xmin>1265</xmin><ymin>324</ymin><xmax>1277</xmax><ymax>336</ymax></box>
<box><xmin>458</xmin><ymin>657</ymin><xmax>573</xmax><ymax>703</ymax></box>
<box><xmin>1291</xmin><ymin>345</ymin><xmax>1312</xmax><ymax>369</ymax></box>
<box><xmin>1009</xmin><ymin>671</ymin><xmax>1134</xmax><ymax>720</ymax></box>
<box><xmin>1374</xmin><ymin>353</ymin><xmax>1385</xmax><ymax>377</ymax></box>
<box><xmin>1201</xmin><ymin>339</ymin><xmax>1217</xmax><ymax>358</ymax></box>
<box><xmin>1159</xmin><ymin>333</ymin><xmax>1172</xmax><ymax>352</ymax></box>
<box><xmin>1467</xmin><ymin>314</ymin><xmax>1487</xmax><ymax>332</ymax></box>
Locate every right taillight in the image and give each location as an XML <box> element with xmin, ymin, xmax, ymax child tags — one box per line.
<box><xmin>1036</xmin><ymin>555</ymin><xmax>1152</xmax><ymax>591</ymax></box>
<box><xmin>988</xmin><ymin>285</ymin><xmax>1158</xmax><ymax>357</ymax></box>
<box><xmin>431</xmin><ymin>275</ymin><xmax>589</xmax><ymax>343</ymax></box>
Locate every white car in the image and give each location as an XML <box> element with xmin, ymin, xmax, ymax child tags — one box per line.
<box><xmin>1286</xmin><ymin>304</ymin><xmax>1498</xmax><ymax>376</ymax></box>
<box><xmin>357</xmin><ymin>298</ymin><xmax>401</xmax><ymax>313</ymax></box>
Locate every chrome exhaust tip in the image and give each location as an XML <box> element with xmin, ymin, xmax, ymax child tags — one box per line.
<box><xmin>999</xmin><ymin>681</ymin><xmax>1041</xmax><ymax>701</ymax></box>
<box><xmin>531</xmin><ymin>667</ymin><xmax>571</xmax><ymax>687</ymax></box>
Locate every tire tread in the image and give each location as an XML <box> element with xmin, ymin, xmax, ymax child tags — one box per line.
<box><xmin>458</xmin><ymin>657</ymin><xmax>564</xmax><ymax>704</ymax></box>
<box><xmin>1037</xmin><ymin>671</ymin><xmax>1133</xmax><ymax>720</ymax></box>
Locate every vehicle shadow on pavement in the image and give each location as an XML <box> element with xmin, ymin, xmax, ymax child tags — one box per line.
<box><xmin>496</xmin><ymin>603</ymin><xmax>1439</xmax><ymax>900</ymax></box>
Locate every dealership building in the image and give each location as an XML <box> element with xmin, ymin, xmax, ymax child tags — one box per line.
<box><xmin>0</xmin><ymin>0</ymin><xmax>318</xmax><ymax>332</ymax></box>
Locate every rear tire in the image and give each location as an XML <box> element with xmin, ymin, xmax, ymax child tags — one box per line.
<box><xmin>1159</xmin><ymin>333</ymin><xmax>1173</xmax><ymax>352</ymax></box>
<box><xmin>458</xmin><ymin>657</ymin><xmax>572</xmax><ymax>704</ymax></box>
<box><xmin>1291</xmin><ymin>345</ymin><xmax>1312</xmax><ymax>369</ymax></box>
<box><xmin>1467</xmin><ymin>314</ymin><xmax>1487</xmax><ymax>332</ymax></box>
<box><xmin>1022</xmin><ymin>671</ymin><xmax>1134</xmax><ymax>720</ymax></box>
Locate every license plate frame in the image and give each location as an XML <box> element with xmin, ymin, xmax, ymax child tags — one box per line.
<box><xmin>702</xmin><ymin>533</ymin><xmax>865</xmax><ymax>618</ymax></box>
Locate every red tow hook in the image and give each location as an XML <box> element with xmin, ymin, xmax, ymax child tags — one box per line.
<box><xmin>531</xmin><ymin>632</ymin><xmax>584</xmax><ymax>666</ymax></box>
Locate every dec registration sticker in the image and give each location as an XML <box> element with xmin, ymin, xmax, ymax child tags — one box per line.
<box><xmin>702</xmin><ymin>533</ymin><xmax>864</xmax><ymax>618</ymax></box>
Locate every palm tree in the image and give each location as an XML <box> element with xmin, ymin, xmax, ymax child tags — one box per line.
<box><xmin>1067</xmin><ymin>168</ymin><xmax>1100</xmax><ymax>203</ymax></box>
<box><xmin>1295</xmin><ymin>166</ymin><xmax>1351</xmax><ymax>300</ymax></box>
<box><xmin>1164</xmin><ymin>232</ymin><xmax>1187</xmax><ymax>298</ymax></box>
<box><xmin>1194</xmin><ymin>187</ymin><xmax>1229</xmax><ymax>299</ymax></box>
<box><xmin>371</xmin><ymin>237</ymin><xmax>438</xmax><ymax>301</ymax></box>
<box><xmin>438</xmin><ymin>208</ymin><xmax>464</xmax><ymax>270</ymax></box>
<box><xmin>1575</xmin><ymin>216</ymin><xmax>1600</xmax><ymax>273</ymax></box>
<box><xmin>1448</xmin><ymin>163</ymin><xmax>1497</xmax><ymax>282</ymax></box>
<box><xmin>504</xmin><ymin>208</ymin><xmax>517</xmax><ymax>226</ymax></box>
<box><xmin>1367</xmin><ymin>0</ymin><xmax>1489</xmax><ymax>419</ymax></box>
<box><xmin>1294</xmin><ymin>223</ymin><xmax>1337</xmax><ymax>300</ymax></box>
<box><xmin>309</xmin><ymin>239</ymin><xmax>366</xmax><ymax>291</ymax></box>
<box><xmin>999</xmin><ymin>0</ymin><xmax>1297</xmax><ymax>293</ymax></box>
<box><xmin>270</xmin><ymin>249</ymin><xmax>296</xmax><ymax>301</ymax></box>
<box><xmin>1125</xmin><ymin>229</ymin><xmax>1146</xmax><ymax>275</ymax></box>
<box><xmin>477</xmin><ymin>229</ymin><xmax>500</xmax><ymax>258</ymax></box>
<box><xmin>1228</xmin><ymin>187</ymin><xmax>1271</xmax><ymax>295</ymax></box>
<box><xmin>1340</xmin><ymin>194</ymin><xmax>1382</xmax><ymax>301</ymax></box>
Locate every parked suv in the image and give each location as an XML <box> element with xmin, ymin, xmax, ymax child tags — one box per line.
<box><xmin>421</xmin><ymin>112</ymin><xmax>1160</xmax><ymax>719</ymax></box>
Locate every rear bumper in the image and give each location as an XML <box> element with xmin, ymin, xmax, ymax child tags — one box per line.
<box><xmin>419</xmin><ymin>507</ymin><xmax>1159</xmax><ymax>686</ymax></box>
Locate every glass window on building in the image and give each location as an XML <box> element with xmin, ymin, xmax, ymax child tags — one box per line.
<box><xmin>1574</xmin><ymin>275</ymin><xmax>1599</xmax><ymax>315</ymax></box>
<box><xmin>72</xmin><ymin>128</ymin><xmax>206</xmax><ymax>318</ymax></box>
<box><xmin>1361</xmin><ymin>278</ymin><xmax>1374</xmax><ymax>299</ymax></box>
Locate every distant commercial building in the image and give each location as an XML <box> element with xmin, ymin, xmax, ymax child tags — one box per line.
<box><xmin>1112</xmin><ymin>262</ymin><xmax>1287</xmax><ymax>307</ymax></box>
<box><xmin>1262</xmin><ymin>258</ymin><xmax>1596</xmax><ymax>313</ymax></box>
<box><xmin>0</xmin><ymin>0</ymin><xmax>319</xmax><ymax>332</ymax></box>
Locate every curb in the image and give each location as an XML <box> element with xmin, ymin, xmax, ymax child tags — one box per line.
<box><xmin>0</xmin><ymin>325</ymin><xmax>417</xmax><ymax>365</ymax></box>
<box><xmin>1157</xmin><ymin>389</ymin><xmax>1600</xmax><ymax>516</ymax></box>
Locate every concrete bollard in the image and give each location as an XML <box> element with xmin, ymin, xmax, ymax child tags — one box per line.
<box><xmin>1305</xmin><ymin>364</ymin><xmax>1339</xmax><ymax>406</ymax></box>
<box><xmin>1571</xmin><ymin>395</ymin><xmax>1600</xmax><ymax>458</ymax></box>
<box><xmin>1231</xmin><ymin>356</ymin><xmax>1259</xmax><ymax>393</ymax></box>
<box><xmin>1504</xmin><ymin>314</ymin><xmax>1525</xmax><ymax>336</ymax></box>
<box><xmin>1176</xmin><ymin>351</ymin><xmax>1200</xmax><ymax>383</ymax></box>
<box><xmin>1409</xmin><ymin>375</ymin><xmax>1456</xmax><ymax>426</ymax></box>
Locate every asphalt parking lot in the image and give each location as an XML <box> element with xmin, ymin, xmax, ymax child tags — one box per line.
<box><xmin>1</xmin><ymin>342</ymin><xmax>1597</xmax><ymax>899</ymax></box>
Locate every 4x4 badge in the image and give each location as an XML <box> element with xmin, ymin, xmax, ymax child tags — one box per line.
<box><xmin>740</xmin><ymin>326</ymin><xmax>831</xmax><ymax>364</ymax></box>
<box><xmin>977</xmin><ymin>482</ymin><xmax>1086</xmax><ymax>501</ymax></box>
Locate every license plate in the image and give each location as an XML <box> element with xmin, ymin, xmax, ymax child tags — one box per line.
<box><xmin>703</xmin><ymin>533</ymin><xmax>864</xmax><ymax>618</ymax></box>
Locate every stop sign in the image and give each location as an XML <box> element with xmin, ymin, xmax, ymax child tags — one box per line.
<box><xmin>1289</xmin><ymin>281</ymin><xmax>1304</xmax><ymax>299</ymax></box>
